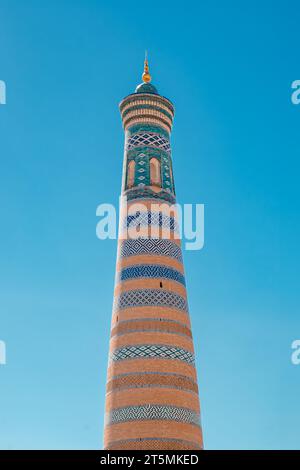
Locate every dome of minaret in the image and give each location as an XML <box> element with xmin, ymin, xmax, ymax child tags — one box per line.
<box><xmin>119</xmin><ymin>54</ymin><xmax>175</xmax><ymax>134</ymax></box>
<box><xmin>135</xmin><ymin>81</ymin><xmax>158</xmax><ymax>94</ymax></box>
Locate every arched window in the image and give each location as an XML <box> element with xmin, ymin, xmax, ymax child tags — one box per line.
<box><xmin>127</xmin><ymin>160</ymin><xmax>135</xmax><ymax>188</ymax></box>
<box><xmin>150</xmin><ymin>158</ymin><xmax>161</xmax><ymax>186</ymax></box>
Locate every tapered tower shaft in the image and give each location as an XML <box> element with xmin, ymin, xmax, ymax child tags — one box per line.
<box><xmin>104</xmin><ymin>59</ymin><xmax>203</xmax><ymax>450</ymax></box>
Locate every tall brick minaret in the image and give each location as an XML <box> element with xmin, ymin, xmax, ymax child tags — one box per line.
<box><xmin>104</xmin><ymin>56</ymin><xmax>203</xmax><ymax>450</ymax></box>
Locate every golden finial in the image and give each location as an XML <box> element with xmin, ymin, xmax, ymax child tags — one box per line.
<box><xmin>142</xmin><ymin>51</ymin><xmax>151</xmax><ymax>83</ymax></box>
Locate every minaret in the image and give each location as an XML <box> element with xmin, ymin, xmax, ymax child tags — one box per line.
<box><xmin>104</xmin><ymin>57</ymin><xmax>203</xmax><ymax>450</ymax></box>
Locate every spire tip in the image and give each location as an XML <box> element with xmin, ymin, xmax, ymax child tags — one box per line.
<box><xmin>142</xmin><ymin>51</ymin><xmax>151</xmax><ymax>83</ymax></box>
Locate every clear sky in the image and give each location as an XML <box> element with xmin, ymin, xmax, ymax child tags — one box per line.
<box><xmin>0</xmin><ymin>0</ymin><xmax>299</xmax><ymax>450</ymax></box>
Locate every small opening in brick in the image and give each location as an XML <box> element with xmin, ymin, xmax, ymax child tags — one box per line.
<box><xmin>160</xmin><ymin>281</ymin><xmax>163</xmax><ymax>288</ymax></box>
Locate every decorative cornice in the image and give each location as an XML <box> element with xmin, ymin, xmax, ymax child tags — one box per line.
<box><xmin>120</xmin><ymin>93</ymin><xmax>174</xmax><ymax>115</ymax></box>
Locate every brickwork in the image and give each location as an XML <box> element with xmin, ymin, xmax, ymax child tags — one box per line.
<box><xmin>106</xmin><ymin>372</ymin><xmax>199</xmax><ymax>394</ymax></box>
<box><xmin>110</xmin><ymin>319</ymin><xmax>192</xmax><ymax>339</ymax></box>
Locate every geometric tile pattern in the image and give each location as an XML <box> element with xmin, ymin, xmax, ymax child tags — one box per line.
<box><xmin>111</xmin><ymin>319</ymin><xmax>192</xmax><ymax>338</ymax></box>
<box><xmin>110</xmin><ymin>344</ymin><xmax>195</xmax><ymax>365</ymax></box>
<box><xmin>118</xmin><ymin>264</ymin><xmax>186</xmax><ymax>286</ymax></box>
<box><xmin>106</xmin><ymin>404</ymin><xmax>201</xmax><ymax>427</ymax></box>
<box><xmin>120</xmin><ymin>239</ymin><xmax>183</xmax><ymax>262</ymax></box>
<box><xmin>126</xmin><ymin>124</ymin><xmax>170</xmax><ymax>140</ymax></box>
<box><xmin>123</xmin><ymin>211</ymin><xmax>179</xmax><ymax>234</ymax></box>
<box><xmin>114</xmin><ymin>289</ymin><xmax>188</xmax><ymax>312</ymax></box>
<box><xmin>106</xmin><ymin>438</ymin><xmax>203</xmax><ymax>450</ymax></box>
<box><xmin>106</xmin><ymin>372</ymin><xmax>198</xmax><ymax>393</ymax></box>
<box><xmin>126</xmin><ymin>132</ymin><xmax>171</xmax><ymax>153</ymax></box>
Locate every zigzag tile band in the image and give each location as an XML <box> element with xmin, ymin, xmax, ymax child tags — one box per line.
<box><xmin>117</xmin><ymin>265</ymin><xmax>186</xmax><ymax>286</ymax></box>
<box><xmin>114</xmin><ymin>289</ymin><xmax>188</xmax><ymax>312</ymax></box>
<box><xmin>119</xmin><ymin>238</ymin><xmax>183</xmax><ymax>262</ymax></box>
<box><xmin>106</xmin><ymin>372</ymin><xmax>198</xmax><ymax>393</ymax></box>
<box><xmin>122</xmin><ymin>212</ymin><xmax>179</xmax><ymax>234</ymax></box>
<box><xmin>110</xmin><ymin>344</ymin><xmax>195</xmax><ymax>365</ymax></box>
<box><xmin>105</xmin><ymin>404</ymin><xmax>201</xmax><ymax>427</ymax></box>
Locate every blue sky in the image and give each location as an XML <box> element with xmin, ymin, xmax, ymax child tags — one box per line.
<box><xmin>0</xmin><ymin>0</ymin><xmax>299</xmax><ymax>449</ymax></box>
